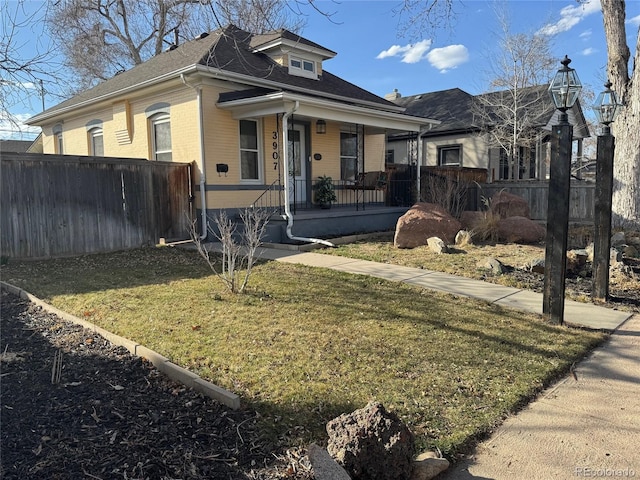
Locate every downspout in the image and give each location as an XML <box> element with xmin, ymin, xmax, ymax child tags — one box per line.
<box><xmin>181</xmin><ymin>74</ymin><xmax>208</xmax><ymax>240</ymax></box>
<box><xmin>282</xmin><ymin>102</ymin><xmax>334</xmax><ymax>247</ymax></box>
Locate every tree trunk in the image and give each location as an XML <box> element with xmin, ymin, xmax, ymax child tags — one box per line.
<box><xmin>602</xmin><ymin>0</ymin><xmax>640</xmax><ymax>230</ymax></box>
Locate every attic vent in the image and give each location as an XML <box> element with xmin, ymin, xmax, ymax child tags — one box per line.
<box><xmin>195</xmin><ymin>32</ymin><xmax>209</xmax><ymax>40</ymax></box>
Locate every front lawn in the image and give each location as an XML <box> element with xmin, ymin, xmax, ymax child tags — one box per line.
<box><xmin>1</xmin><ymin>247</ymin><xmax>606</xmax><ymax>458</ymax></box>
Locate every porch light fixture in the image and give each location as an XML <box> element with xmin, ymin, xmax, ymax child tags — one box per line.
<box><xmin>548</xmin><ymin>55</ymin><xmax>582</xmax><ymax>115</ymax></box>
<box><xmin>316</xmin><ymin>119</ymin><xmax>327</xmax><ymax>134</ymax></box>
<box><xmin>592</xmin><ymin>80</ymin><xmax>622</xmax><ymax>132</ymax></box>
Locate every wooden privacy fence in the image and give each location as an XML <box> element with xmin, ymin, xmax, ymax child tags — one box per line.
<box><xmin>470</xmin><ymin>181</ymin><xmax>595</xmax><ymax>223</ymax></box>
<box><xmin>1</xmin><ymin>153</ymin><xmax>193</xmax><ymax>259</ymax></box>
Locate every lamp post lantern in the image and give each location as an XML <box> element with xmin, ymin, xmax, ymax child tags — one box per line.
<box><xmin>543</xmin><ymin>55</ymin><xmax>582</xmax><ymax>325</ymax></box>
<box><xmin>592</xmin><ymin>81</ymin><xmax>622</xmax><ymax>301</ymax></box>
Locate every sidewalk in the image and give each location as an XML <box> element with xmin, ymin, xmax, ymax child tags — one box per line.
<box><xmin>257</xmin><ymin>247</ymin><xmax>633</xmax><ymax>331</ymax></box>
<box><xmin>256</xmin><ymin>246</ymin><xmax>639</xmax><ymax>479</ymax></box>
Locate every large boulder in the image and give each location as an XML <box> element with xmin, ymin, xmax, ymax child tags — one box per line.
<box><xmin>326</xmin><ymin>402</ymin><xmax>415</xmax><ymax>480</ymax></box>
<box><xmin>459</xmin><ymin>210</ymin><xmax>485</xmax><ymax>231</ymax></box>
<box><xmin>491</xmin><ymin>191</ymin><xmax>530</xmax><ymax>219</ymax></box>
<box><xmin>497</xmin><ymin>216</ymin><xmax>545</xmax><ymax>244</ymax></box>
<box><xmin>394</xmin><ymin>203</ymin><xmax>461</xmax><ymax>249</ymax></box>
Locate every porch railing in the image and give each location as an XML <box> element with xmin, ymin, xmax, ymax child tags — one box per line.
<box><xmin>250</xmin><ymin>177</ymin><xmax>415</xmax><ymax>214</ymax></box>
<box><xmin>250</xmin><ymin>179</ymin><xmax>284</xmax><ymax>216</ymax></box>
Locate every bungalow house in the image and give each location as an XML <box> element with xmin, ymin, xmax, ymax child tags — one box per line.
<box><xmin>385</xmin><ymin>86</ymin><xmax>590</xmax><ymax>183</ymax></box>
<box><xmin>26</xmin><ymin>25</ymin><xmax>439</xmax><ymax>244</ymax></box>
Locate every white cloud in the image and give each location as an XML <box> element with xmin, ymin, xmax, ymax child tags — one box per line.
<box><xmin>579</xmin><ymin>29</ymin><xmax>592</xmax><ymax>40</ymax></box>
<box><xmin>0</xmin><ymin>111</ymin><xmax>41</xmax><ymax>140</ymax></box>
<box><xmin>581</xmin><ymin>47</ymin><xmax>597</xmax><ymax>56</ymax></box>
<box><xmin>426</xmin><ymin>45</ymin><xmax>469</xmax><ymax>73</ymax></box>
<box><xmin>627</xmin><ymin>14</ymin><xmax>640</xmax><ymax>27</ymax></box>
<box><xmin>376</xmin><ymin>39</ymin><xmax>433</xmax><ymax>64</ymax></box>
<box><xmin>538</xmin><ymin>0</ymin><xmax>601</xmax><ymax>36</ymax></box>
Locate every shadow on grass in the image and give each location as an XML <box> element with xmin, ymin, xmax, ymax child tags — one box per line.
<box><xmin>1</xmin><ymin>292</ymin><xmax>269</xmax><ymax>479</ymax></box>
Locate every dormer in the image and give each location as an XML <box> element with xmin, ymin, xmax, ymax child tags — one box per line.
<box><xmin>250</xmin><ymin>29</ymin><xmax>336</xmax><ymax>80</ymax></box>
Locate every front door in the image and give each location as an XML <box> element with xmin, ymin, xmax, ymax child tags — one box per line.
<box><xmin>287</xmin><ymin>124</ymin><xmax>308</xmax><ymax>204</ymax></box>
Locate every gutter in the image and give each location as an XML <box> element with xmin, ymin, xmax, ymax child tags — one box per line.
<box><xmin>27</xmin><ymin>65</ymin><xmax>199</xmax><ymax>125</ymax></box>
<box><xmin>181</xmin><ymin>74</ymin><xmax>208</xmax><ymax>240</ymax></box>
<box><xmin>281</xmin><ymin>102</ymin><xmax>334</xmax><ymax>247</ymax></box>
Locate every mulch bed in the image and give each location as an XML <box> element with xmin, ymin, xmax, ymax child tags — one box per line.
<box><xmin>0</xmin><ymin>290</ymin><xmax>311</xmax><ymax>480</ymax></box>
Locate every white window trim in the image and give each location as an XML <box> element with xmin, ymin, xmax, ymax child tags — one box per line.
<box><xmin>288</xmin><ymin>55</ymin><xmax>317</xmax><ymax>79</ymax></box>
<box><xmin>239</xmin><ymin>118</ymin><xmax>263</xmax><ymax>183</ymax></box>
<box><xmin>150</xmin><ymin>113</ymin><xmax>172</xmax><ymax>162</ymax></box>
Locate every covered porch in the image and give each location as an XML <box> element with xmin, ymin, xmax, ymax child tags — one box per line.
<box><xmin>217</xmin><ymin>90</ymin><xmax>437</xmax><ymax>244</ymax></box>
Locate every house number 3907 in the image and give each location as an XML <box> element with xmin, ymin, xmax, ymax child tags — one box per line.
<box><xmin>272</xmin><ymin>131</ymin><xmax>279</xmax><ymax>169</ymax></box>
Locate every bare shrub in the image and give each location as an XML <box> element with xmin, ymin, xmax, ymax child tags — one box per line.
<box><xmin>190</xmin><ymin>208</ymin><xmax>269</xmax><ymax>294</ymax></box>
<box><xmin>471</xmin><ymin>196</ymin><xmax>500</xmax><ymax>242</ymax></box>
<box><xmin>422</xmin><ymin>173</ymin><xmax>469</xmax><ymax>219</ymax></box>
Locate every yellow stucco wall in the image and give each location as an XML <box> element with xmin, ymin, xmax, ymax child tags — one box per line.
<box><xmin>38</xmin><ymin>81</ymin><xmax>390</xmax><ymax>210</ymax></box>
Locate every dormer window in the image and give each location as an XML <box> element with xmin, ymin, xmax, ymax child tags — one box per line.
<box><xmin>289</xmin><ymin>56</ymin><xmax>317</xmax><ymax>79</ymax></box>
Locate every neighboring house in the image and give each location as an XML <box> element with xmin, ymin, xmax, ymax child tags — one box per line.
<box><xmin>0</xmin><ymin>139</ymin><xmax>35</xmax><ymax>153</ymax></box>
<box><xmin>385</xmin><ymin>86</ymin><xmax>590</xmax><ymax>183</ymax></box>
<box><xmin>26</xmin><ymin>25</ymin><xmax>439</xmax><ymax>243</ymax></box>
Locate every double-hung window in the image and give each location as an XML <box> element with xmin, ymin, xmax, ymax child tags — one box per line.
<box><xmin>150</xmin><ymin>113</ymin><xmax>172</xmax><ymax>162</ymax></box>
<box><xmin>239</xmin><ymin>119</ymin><xmax>261</xmax><ymax>181</ymax></box>
<box><xmin>89</xmin><ymin>127</ymin><xmax>104</xmax><ymax>156</ymax></box>
<box><xmin>437</xmin><ymin>145</ymin><xmax>461</xmax><ymax>166</ymax></box>
<box><xmin>53</xmin><ymin>124</ymin><xmax>63</xmax><ymax>154</ymax></box>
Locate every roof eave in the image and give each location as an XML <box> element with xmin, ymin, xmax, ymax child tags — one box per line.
<box><xmin>26</xmin><ymin>65</ymin><xmax>200</xmax><ymax>125</ymax></box>
<box><xmin>194</xmin><ymin>64</ymin><xmax>406</xmax><ymax>114</ymax></box>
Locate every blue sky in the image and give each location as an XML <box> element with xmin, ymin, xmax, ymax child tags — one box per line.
<box><xmin>2</xmin><ymin>0</ymin><xmax>639</xmax><ymax>140</ymax></box>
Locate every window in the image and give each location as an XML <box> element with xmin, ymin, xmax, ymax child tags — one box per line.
<box><xmin>340</xmin><ymin>132</ymin><xmax>358</xmax><ymax>180</ymax></box>
<box><xmin>499</xmin><ymin>149</ymin><xmax>509</xmax><ymax>180</ymax></box>
<box><xmin>55</xmin><ymin>133</ymin><xmax>64</xmax><ymax>154</ymax></box>
<box><xmin>239</xmin><ymin>119</ymin><xmax>261</xmax><ymax>181</ymax></box>
<box><xmin>52</xmin><ymin>124</ymin><xmax>63</xmax><ymax>154</ymax></box>
<box><xmin>385</xmin><ymin>149</ymin><xmax>395</xmax><ymax>164</ymax></box>
<box><xmin>89</xmin><ymin>127</ymin><xmax>104</xmax><ymax>156</ymax></box>
<box><xmin>289</xmin><ymin>56</ymin><xmax>317</xmax><ymax>79</ymax></box>
<box><xmin>150</xmin><ymin>113</ymin><xmax>172</xmax><ymax>162</ymax></box>
<box><xmin>437</xmin><ymin>145</ymin><xmax>461</xmax><ymax>166</ymax></box>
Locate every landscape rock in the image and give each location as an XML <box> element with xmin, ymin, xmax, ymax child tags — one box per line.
<box><xmin>566</xmin><ymin>249</ymin><xmax>589</xmax><ymax>275</ymax></box>
<box><xmin>491</xmin><ymin>191</ymin><xmax>530</xmax><ymax>219</ymax></box>
<box><xmin>394</xmin><ymin>203</ymin><xmax>461</xmax><ymax>249</ymax></box>
<box><xmin>427</xmin><ymin>236</ymin><xmax>449</xmax><ymax>254</ymax></box>
<box><xmin>497</xmin><ymin>216</ymin><xmax>545</xmax><ymax>244</ymax></box>
<box><xmin>611</xmin><ymin>231</ymin><xmax>626</xmax><ymax>247</ymax></box>
<box><xmin>455</xmin><ymin>230</ymin><xmax>473</xmax><ymax>247</ymax></box>
<box><xmin>308</xmin><ymin>443</ymin><xmax>352</xmax><ymax>480</ymax></box>
<box><xmin>459</xmin><ymin>211</ymin><xmax>485</xmax><ymax>231</ymax></box>
<box><xmin>529</xmin><ymin>258</ymin><xmax>545</xmax><ymax>274</ymax></box>
<box><xmin>411</xmin><ymin>451</ymin><xmax>450</xmax><ymax>480</ymax></box>
<box><xmin>326</xmin><ymin>402</ymin><xmax>415</xmax><ymax>480</ymax></box>
<box><xmin>477</xmin><ymin>257</ymin><xmax>504</xmax><ymax>275</ymax></box>
<box><xmin>622</xmin><ymin>244</ymin><xmax>639</xmax><ymax>258</ymax></box>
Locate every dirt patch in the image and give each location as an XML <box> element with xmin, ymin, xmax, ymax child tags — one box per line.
<box><xmin>0</xmin><ymin>291</ymin><xmax>311</xmax><ymax>479</ymax></box>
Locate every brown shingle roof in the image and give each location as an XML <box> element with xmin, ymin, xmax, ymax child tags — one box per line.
<box><xmin>29</xmin><ymin>25</ymin><xmax>395</xmax><ymax>123</ymax></box>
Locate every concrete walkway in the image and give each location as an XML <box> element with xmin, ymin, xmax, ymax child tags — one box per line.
<box><xmin>257</xmin><ymin>247</ymin><xmax>633</xmax><ymax>331</ymax></box>
<box><xmin>256</xmin><ymin>246</ymin><xmax>639</xmax><ymax>479</ymax></box>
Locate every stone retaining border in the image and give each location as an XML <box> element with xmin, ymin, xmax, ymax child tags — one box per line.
<box><xmin>0</xmin><ymin>281</ymin><xmax>241</xmax><ymax>410</ymax></box>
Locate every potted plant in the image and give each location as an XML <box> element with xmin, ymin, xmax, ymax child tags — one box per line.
<box><xmin>313</xmin><ymin>175</ymin><xmax>337</xmax><ymax>208</ymax></box>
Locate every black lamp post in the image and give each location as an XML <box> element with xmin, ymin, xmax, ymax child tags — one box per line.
<box><xmin>543</xmin><ymin>55</ymin><xmax>582</xmax><ymax>325</ymax></box>
<box><xmin>592</xmin><ymin>81</ymin><xmax>622</xmax><ymax>301</ymax></box>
